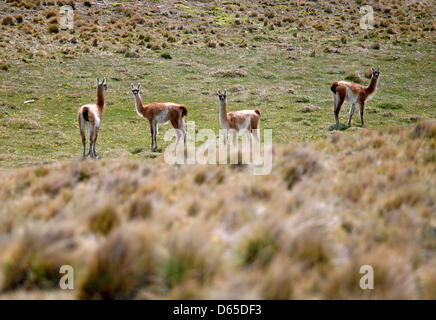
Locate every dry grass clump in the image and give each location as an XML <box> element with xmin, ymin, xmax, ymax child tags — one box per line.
<box><xmin>369</xmin><ymin>42</ymin><xmax>381</xmax><ymax>50</ymax></box>
<box><xmin>324</xmin><ymin>246</ymin><xmax>418</xmax><ymax>299</ymax></box>
<box><xmin>44</xmin><ymin>8</ymin><xmax>57</xmax><ymax>19</ymax></box>
<box><xmin>126</xmin><ymin>196</ymin><xmax>153</xmax><ymax>220</ymax></box>
<box><xmin>160</xmin><ymin>51</ymin><xmax>172</xmax><ymax>59</ymax></box>
<box><xmin>1</xmin><ymin>15</ymin><xmax>16</xmax><ymax>26</ymax></box>
<box><xmin>89</xmin><ymin>205</ymin><xmax>120</xmax><ymax>235</ymax></box>
<box><xmin>79</xmin><ymin>225</ymin><xmax>161</xmax><ymax>299</ymax></box>
<box><xmin>15</xmin><ymin>14</ymin><xmax>23</xmax><ymax>23</ymax></box>
<box><xmin>212</xmin><ymin>68</ymin><xmax>247</xmax><ymax>78</ymax></box>
<box><xmin>345</xmin><ymin>72</ymin><xmax>362</xmax><ymax>83</ymax></box>
<box><xmin>412</xmin><ymin>118</ymin><xmax>436</xmax><ymax>140</ymax></box>
<box><xmin>34</xmin><ymin>50</ymin><xmax>47</xmax><ymax>57</ymax></box>
<box><xmin>0</xmin><ymin>118</ymin><xmax>40</xmax><ymax>129</ymax></box>
<box><xmin>1</xmin><ymin>0</ymin><xmax>435</xmax><ymax>60</ymax></box>
<box><xmin>281</xmin><ymin>148</ymin><xmax>320</xmax><ymax>189</ymax></box>
<box><xmin>163</xmin><ymin>227</ymin><xmax>219</xmax><ymax>292</ymax></box>
<box><xmin>300</xmin><ymin>104</ymin><xmax>320</xmax><ymax>113</ymax></box>
<box><xmin>0</xmin><ymin>120</ymin><xmax>435</xmax><ymax>298</ymax></box>
<box><xmin>207</xmin><ymin>39</ymin><xmax>217</xmax><ymax>48</ymax></box>
<box><xmin>47</xmin><ymin>16</ymin><xmax>59</xmax><ymax>33</ymax></box>
<box><xmin>238</xmin><ymin>227</ymin><xmax>280</xmax><ymax>268</ymax></box>
<box><xmin>124</xmin><ymin>50</ymin><xmax>139</xmax><ymax>58</ymax></box>
<box><xmin>1</xmin><ymin>223</ymin><xmax>75</xmax><ymax>291</ymax></box>
<box><xmin>6</xmin><ymin>0</ymin><xmax>39</xmax><ymax>9</ymax></box>
<box><xmin>146</xmin><ymin>42</ymin><xmax>162</xmax><ymax>51</ymax></box>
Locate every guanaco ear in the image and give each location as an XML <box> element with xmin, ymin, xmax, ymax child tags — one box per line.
<box><xmin>130</xmin><ymin>83</ymin><xmax>134</xmax><ymax>90</ymax></box>
<box><xmin>371</xmin><ymin>67</ymin><xmax>375</xmax><ymax>72</ymax></box>
<box><xmin>96</xmin><ymin>78</ymin><xmax>100</xmax><ymax>84</ymax></box>
<box><xmin>217</xmin><ymin>90</ymin><xmax>221</xmax><ymax>95</ymax></box>
<box><xmin>137</xmin><ymin>83</ymin><xmax>141</xmax><ymax>91</ymax></box>
<box><xmin>224</xmin><ymin>89</ymin><xmax>227</xmax><ymax>96</ymax></box>
<box><xmin>102</xmin><ymin>77</ymin><xmax>106</xmax><ymax>85</ymax></box>
<box><xmin>377</xmin><ymin>66</ymin><xmax>380</xmax><ymax>72</ymax></box>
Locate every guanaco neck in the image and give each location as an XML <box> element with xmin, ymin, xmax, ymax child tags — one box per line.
<box><xmin>366</xmin><ymin>77</ymin><xmax>378</xmax><ymax>95</ymax></box>
<box><xmin>219</xmin><ymin>99</ymin><xmax>229</xmax><ymax>125</ymax></box>
<box><xmin>134</xmin><ymin>93</ymin><xmax>144</xmax><ymax>113</ymax></box>
<box><xmin>97</xmin><ymin>86</ymin><xmax>105</xmax><ymax>110</ymax></box>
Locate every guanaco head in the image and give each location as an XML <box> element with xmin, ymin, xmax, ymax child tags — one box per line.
<box><xmin>371</xmin><ymin>66</ymin><xmax>380</xmax><ymax>79</ymax></box>
<box><xmin>217</xmin><ymin>89</ymin><xmax>227</xmax><ymax>103</ymax></box>
<box><xmin>97</xmin><ymin>77</ymin><xmax>107</xmax><ymax>91</ymax></box>
<box><xmin>131</xmin><ymin>83</ymin><xmax>141</xmax><ymax>96</ymax></box>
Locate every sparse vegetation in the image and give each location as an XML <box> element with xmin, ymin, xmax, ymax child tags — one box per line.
<box><xmin>0</xmin><ymin>0</ymin><xmax>435</xmax><ymax>300</ymax></box>
<box><xmin>0</xmin><ymin>121</ymin><xmax>434</xmax><ymax>299</ymax></box>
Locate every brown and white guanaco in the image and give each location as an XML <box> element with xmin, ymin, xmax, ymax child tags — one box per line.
<box><xmin>217</xmin><ymin>89</ymin><xmax>261</xmax><ymax>144</ymax></box>
<box><xmin>330</xmin><ymin>66</ymin><xmax>380</xmax><ymax>128</ymax></box>
<box><xmin>131</xmin><ymin>83</ymin><xmax>187</xmax><ymax>150</ymax></box>
<box><xmin>78</xmin><ymin>78</ymin><xmax>107</xmax><ymax>159</ymax></box>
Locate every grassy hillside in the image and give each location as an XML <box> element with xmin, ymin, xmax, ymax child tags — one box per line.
<box><xmin>0</xmin><ymin>120</ymin><xmax>435</xmax><ymax>299</ymax></box>
<box><xmin>0</xmin><ymin>0</ymin><xmax>435</xmax><ymax>167</ymax></box>
<box><xmin>0</xmin><ymin>0</ymin><xmax>435</xmax><ymax>300</ymax></box>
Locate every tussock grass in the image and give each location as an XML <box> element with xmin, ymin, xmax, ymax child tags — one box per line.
<box><xmin>160</xmin><ymin>51</ymin><xmax>172</xmax><ymax>59</ymax></box>
<box><xmin>0</xmin><ymin>118</ymin><xmax>39</xmax><ymax>129</ymax></box>
<box><xmin>212</xmin><ymin>69</ymin><xmax>247</xmax><ymax>77</ymax></box>
<box><xmin>0</xmin><ymin>0</ymin><xmax>435</xmax><ymax>299</ymax></box>
<box><xmin>1</xmin><ymin>223</ymin><xmax>75</xmax><ymax>292</ymax></box>
<box><xmin>0</xmin><ymin>121</ymin><xmax>435</xmax><ymax>299</ymax></box>
<box><xmin>377</xmin><ymin>102</ymin><xmax>403</xmax><ymax>110</ymax></box>
<box><xmin>1</xmin><ymin>15</ymin><xmax>16</xmax><ymax>26</ymax></box>
<box><xmin>79</xmin><ymin>224</ymin><xmax>161</xmax><ymax>299</ymax></box>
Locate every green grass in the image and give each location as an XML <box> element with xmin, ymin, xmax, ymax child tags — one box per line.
<box><xmin>0</xmin><ymin>43</ymin><xmax>435</xmax><ymax>167</ymax></box>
